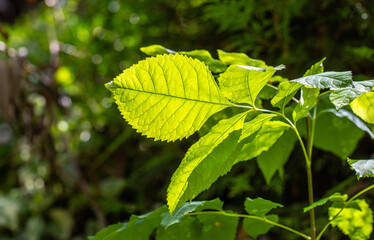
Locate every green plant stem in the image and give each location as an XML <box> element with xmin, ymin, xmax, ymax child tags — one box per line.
<box><xmin>186</xmin><ymin>211</ymin><xmax>311</xmax><ymax>240</ymax></box>
<box><xmin>316</xmin><ymin>182</ymin><xmax>374</xmax><ymax>240</ymax></box>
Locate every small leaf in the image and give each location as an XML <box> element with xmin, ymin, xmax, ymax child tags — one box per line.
<box><xmin>167</xmin><ymin>112</ymin><xmax>248</xmax><ymax>214</ymax></box>
<box><xmin>303</xmin><ymin>58</ymin><xmax>326</xmax><ymax>76</ymax></box>
<box><xmin>329</xmin><ymin>199</ymin><xmax>373</xmax><ymax>240</ymax></box>
<box><xmin>325</xmin><ymin>109</ymin><xmax>374</xmax><ymax>139</ymax></box>
<box><xmin>161</xmin><ymin>199</ymin><xmax>223</xmax><ymax>228</ymax></box>
<box><xmin>291</xmin><ymin>71</ymin><xmax>352</xmax><ymax>90</ymax></box>
<box><xmin>107</xmin><ymin>54</ymin><xmax>232</xmax><ymax>141</ymax></box>
<box><xmin>330</xmin><ymin>80</ymin><xmax>374</xmax><ymax>110</ymax></box>
<box><xmin>350</xmin><ymin>92</ymin><xmax>374</xmax><ymax>124</ymax></box>
<box><xmin>140</xmin><ymin>45</ymin><xmax>176</xmax><ymax>56</ymax></box>
<box><xmin>303</xmin><ymin>193</ymin><xmax>347</xmax><ymax>212</ymax></box>
<box><xmin>271</xmin><ymin>81</ymin><xmax>302</xmax><ymax>110</ymax></box>
<box><xmin>244</xmin><ymin>197</ymin><xmax>283</xmax><ymax>217</ymax></box>
<box><xmin>218</xmin><ymin>65</ymin><xmax>276</xmax><ymax>105</ymax></box>
<box><xmin>348</xmin><ymin>158</ymin><xmax>374</xmax><ymax>178</ymax></box>
<box><xmin>242</xmin><ymin>214</ymin><xmax>278</xmax><ymax>239</ymax></box>
<box><xmin>234</xmin><ymin>120</ymin><xmax>290</xmax><ymax>164</ymax></box>
<box><xmin>217</xmin><ymin>50</ymin><xmax>267</xmax><ymax>67</ymax></box>
<box><xmin>257</xmin><ymin>129</ymin><xmax>297</xmax><ymax>184</ymax></box>
<box><xmin>180</xmin><ymin>50</ymin><xmax>227</xmax><ymax>73</ymax></box>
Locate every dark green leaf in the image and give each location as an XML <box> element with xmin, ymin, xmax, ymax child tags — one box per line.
<box><xmin>156</xmin><ymin>215</ymin><xmax>201</xmax><ymax>240</ymax></box>
<box><xmin>242</xmin><ymin>214</ymin><xmax>278</xmax><ymax>239</ymax></box>
<box><xmin>244</xmin><ymin>197</ymin><xmax>283</xmax><ymax>217</ymax></box>
<box><xmin>197</xmin><ymin>212</ymin><xmax>239</xmax><ymax>240</ymax></box>
<box><xmin>257</xmin><ymin>129</ymin><xmax>297</xmax><ymax>184</ymax></box>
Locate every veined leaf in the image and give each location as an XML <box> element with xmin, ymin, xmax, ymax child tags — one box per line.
<box><xmin>271</xmin><ymin>81</ymin><xmax>302</xmax><ymax>111</ymax></box>
<box><xmin>107</xmin><ymin>54</ymin><xmax>232</xmax><ymax>141</ymax></box>
<box><xmin>218</xmin><ymin>65</ymin><xmax>276</xmax><ymax>105</ymax></box>
<box><xmin>179</xmin><ymin>50</ymin><xmax>227</xmax><ymax>73</ymax></box>
<box><xmin>217</xmin><ymin>50</ymin><xmax>267</xmax><ymax>67</ymax></box>
<box><xmin>257</xmin><ymin>129</ymin><xmax>297</xmax><ymax>184</ymax></box>
<box><xmin>350</xmin><ymin>92</ymin><xmax>374</xmax><ymax>124</ymax></box>
<box><xmin>89</xmin><ymin>206</ymin><xmax>168</xmax><ymax>240</ymax></box>
<box><xmin>330</xmin><ymin>80</ymin><xmax>374</xmax><ymax>110</ymax></box>
<box><xmin>140</xmin><ymin>44</ymin><xmax>176</xmax><ymax>55</ymax></box>
<box><xmin>290</xmin><ymin>71</ymin><xmax>352</xmax><ymax>90</ymax></box>
<box><xmin>348</xmin><ymin>158</ymin><xmax>374</xmax><ymax>178</ymax></box>
<box><xmin>325</xmin><ymin>109</ymin><xmax>374</xmax><ymax>139</ymax></box>
<box><xmin>304</xmin><ymin>193</ymin><xmax>347</xmax><ymax>212</ymax></box>
<box><xmin>162</xmin><ymin>199</ymin><xmax>223</xmax><ymax>228</ymax></box>
<box><xmin>167</xmin><ymin>111</ymin><xmax>248</xmax><ymax>214</ymax></box>
<box><xmin>234</xmin><ymin>120</ymin><xmax>290</xmax><ymax>164</ymax></box>
<box><xmin>244</xmin><ymin>197</ymin><xmax>283</xmax><ymax>217</ymax></box>
<box><xmin>329</xmin><ymin>199</ymin><xmax>373</xmax><ymax>240</ymax></box>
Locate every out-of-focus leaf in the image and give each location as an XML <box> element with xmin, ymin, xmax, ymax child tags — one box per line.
<box><xmin>314</xmin><ymin>112</ymin><xmax>364</xmax><ymax>158</ymax></box>
<box><xmin>0</xmin><ymin>196</ymin><xmax>20</xmax><ymax>230</ymax></box>
<box><xmin>244</xmin><ymin>197</ymin><xmax>283</xmax><ymax>217</ymax></box>
<box><xmin>197</xmin><ymin>212</ymin><xmax>239</xmax><ymax>240</ymax></box>
<box><xmin>329</xmin><ymin>199</ymin><xmax>373</xmax><ymax>240</ymax></box>
<box><xmin>156</xmin><ymin>216</ymin><xmax>200</xmax><ymax>240</ymax></box>
<box><xmin>180</xmin><ymin>50</ymin><xmax>227</xmax><ymax>73</ymax></box>
<box><xmin>350</xmin><ymin>92</ymin><xmax>374</xmax><ymax>124</ymax></box>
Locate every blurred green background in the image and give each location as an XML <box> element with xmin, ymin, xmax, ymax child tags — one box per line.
<box><xmin>0</xmin><ymin>0</ymin><xmax>374</xmax><ymax>239</ymax></box>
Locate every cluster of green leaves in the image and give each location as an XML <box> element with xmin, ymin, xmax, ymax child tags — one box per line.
<box><xmin>97</xmin><ymin>46</ymin><xmax>374</xmax><ymax>239</ymax></box>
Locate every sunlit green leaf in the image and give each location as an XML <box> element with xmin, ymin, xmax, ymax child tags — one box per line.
<box><xmin>350</xmin><ymin>92</ymin><xmax>374</xmax><ymax>124</ymax></box>
<box><xmin>292</xmin><ymin>87</ymin><xmax>319</xmax><ymax>122</ymax></box>
<box><xmin>180</xmin><ymin>50</ymin><xmax>227</xmax><ymax>73</ymax></box>
<box><xmin>140</xmin><ymin>45</ymin><xmax>176</xmax><ymax>56</ymax></box>
<box><xmin>257</xmin><ymin>129</ymin><xmax>297</xmax><ymax>184</ymax></box>
<box><xmin>218</xmin><ymin>65</ymin><xmax>276</xmax><ymax>105</ymax></box>
<box><xmin>303</xmin><ymin>58</ymin><xmax>326</xmax><ymax>76</ymax></box>
<box><xmin>291</xmin><ymin>71</ymin><xmax>352</xmax><ymax>90</ymax></box>
<box><xmin>304</xmin><ymin>193</ymin><xmax>347</xmax><ymax>212</ymax></box>
<box><xmin>217</xmin><ymin>50</ymin><xmax>267</xmax><ymax>67</ymax></box>
<box><xmin>348</xmin><ymin>158</ymin><xmax>374</xmax><ymax>178</ymax></box>
<box><xmin>167</xmin><ymin>112</ymin><xmax>247</xmax><ymax>213</ymax></box>
<box><xmin>329</xmin><ymin>199</ymin><xmax>373</xmax><ymax>240</ymax></box>
<box><xmin>330</xmin><ymin>80</ymin><xmax>374</xmax><ymax>110</ymax></box>
<box><xmin>107</xmin><ymin>54</ymin><xmax>232</xmax><ymax>141</ymax></box>
<box><xmin>242</xmin><ymin>214</ymin><xmax>278</xmax><ymax>239</ymax></box>
<box><xmin>234</xmin><ymin>120</ymin><xmax>290</xmax><ymax>164</ymax></box>
<box><xmin>271</xmin><ymin>81</ymin><xmax>302</xmax><ymax>111</ymax></box>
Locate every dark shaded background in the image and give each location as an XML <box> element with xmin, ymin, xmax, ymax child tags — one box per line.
<box><xmin>0</xmin><ymin>0</ymin><xmax>373</xmax><ymax>239</ymax></box>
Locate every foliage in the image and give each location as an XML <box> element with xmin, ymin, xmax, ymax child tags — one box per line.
<box><xmin>96</xmin><ymin>48</ymin><xmax>374</xmax><ymax>240</ymax></box>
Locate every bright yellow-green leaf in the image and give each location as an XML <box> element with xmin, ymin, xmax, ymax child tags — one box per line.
<box><xmin>167</xmin><ymin>111</ymin><xmax>248</xmax><ymax>213</ymax></box>
<box><xmin>217</xmin><ymin>50</ymin><xmax>267</xmax><ymax>67</ymax></box>
<box><xmin>350</xmin><ymin>92</ymin><xmax>374</xmax><ymax>124</ymax></box>
<box><xmin>107</xmin><ymin>54</ymin><xmax>232</xmax><ymax>141</ymax></box>
<box><xmin>218</xmin><ymin>65</ymin><xmax>276</xmax><ymax>105</ymax></box>
<box><xmin>329</xmin><ymin>199</ymin><xmax>373</xmax><ymax>240</ymax></box>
